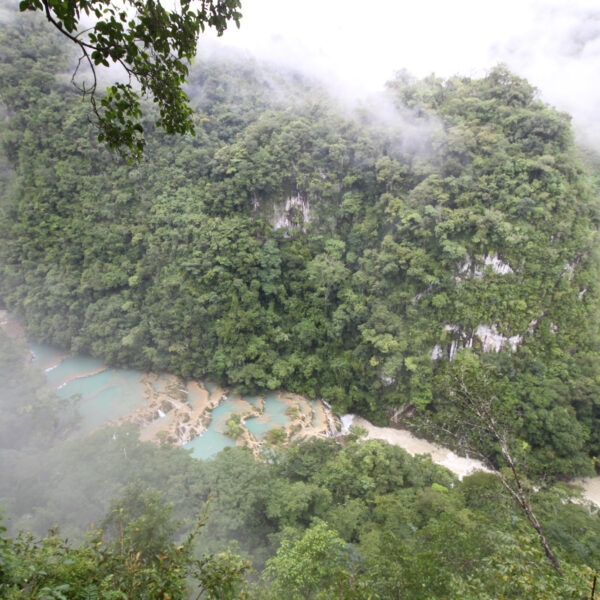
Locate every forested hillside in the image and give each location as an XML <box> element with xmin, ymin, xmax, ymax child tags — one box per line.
<box><xmin>1</xmin><ymin>329</ymin><xmax>600</xmax><ymax>599</ymax></box>
<box><xmin>1</xmin><ymin>11</ymin><xmax>600</xmax><ymax>477</ymax></box>
<box><xmin>3</xmin><ymin>5</ymin><xmax>600</xmax><ymax>598</ymax></box>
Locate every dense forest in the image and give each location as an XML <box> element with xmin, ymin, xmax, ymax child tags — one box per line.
<box><xmin>2</xmin><ymin>4</ymin><xmax>600</xmax><ymax>598</ymax></box>
<box><xmin>2</xmin><ymin>8</ymin><xmax>599</xmax><ymax>476</ymax></box>
<box><xmin>1</xmin><ymin>329</ymin><xmax>600</xmax><ymax>599</ymax></box>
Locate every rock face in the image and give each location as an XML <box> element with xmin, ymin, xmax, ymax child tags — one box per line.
<box><xmin>435</xmin><ymin>323</ymin><xmax>523</xmax><ymax>361</ymax></box>
<box><xmin>475</xmin><ymin>324</ymin><xmax>521</xmax><ymax>353</ymax></box>
<box><xmin>427</xmin><ymin>252</ymin><xmax>521</xmax><ymax>360</ymax></box>
<box><xmin>483</xmin><ymin>253</ymin><xmax>513</xmax><ymax>275</ymax></box>
<box><xmin>455</xmin><ymin>253</ymin><xmax>514</xmax><ymax>283</ymax></box>
<box><xmin>272</xmin><ymin>195</ymin><xmax>311</xmax><ymax>231</ymax></box>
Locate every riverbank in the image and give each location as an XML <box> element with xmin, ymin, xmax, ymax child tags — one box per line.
<box><xmin>348</xmin><ymin>415</ymin><xmax>490</xmax><ymax>480</ymax></box>
<box><xmin>2</xmin><ymin>308</ymin><xmax>598</xmax><ymax>502</ymax></box>
<box><xmin>0</xmin><ymin>309</ymin><xmax>335</xmax><ymax>456</ymax></box>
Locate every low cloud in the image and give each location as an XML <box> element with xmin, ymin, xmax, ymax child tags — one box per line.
<box><xmin>490</xmin><ymin>2</ymin><xmax>600</xmax><ymax>150</ymax></box>
<box><xmin>204</xmin><ymin>0</ymin><xmax>600</xmax><ymax>151</ymax></box>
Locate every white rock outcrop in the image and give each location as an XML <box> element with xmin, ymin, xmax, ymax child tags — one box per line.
<box><xmin>272</xmin><ymin>195</ymin><xmax>311</xmax><ymax>231</ymax></box>
<box><xmin>435</xmin><ymin>323</ymin><xmax>522</xmax><ymax>361</ymax></box>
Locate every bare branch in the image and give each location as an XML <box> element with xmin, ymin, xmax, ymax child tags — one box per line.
<box><xmin>72</xmin><ymin>47</ymin><xmax>97</xmax><ymax>98</ymax></box>
<box><xmin>436</xmin><ymin>360</ymin><xmax>563</xmax><ymax>574</ymax></box>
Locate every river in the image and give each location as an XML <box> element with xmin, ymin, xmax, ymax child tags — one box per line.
<box><xmin>27</xmin><ymin>336</ymin><xmax>333</xmax><ymax>458</ymax></box>
<box><xmin>2</xmin><ymin>310</ymin><xmax>599</xmax><ymax>503</ymax></box>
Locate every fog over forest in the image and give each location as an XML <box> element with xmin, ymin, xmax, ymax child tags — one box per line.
<box><xmin>202</xmin><ymin>0</ymin><xmax>600</xmax><ymax>150</ymax></box>
<box><xmin>2</xmin><ymin>1</ymin><xmax>600</xmax><ymax>598</ymax></box>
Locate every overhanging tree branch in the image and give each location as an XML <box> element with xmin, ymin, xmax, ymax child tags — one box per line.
<box><xmin>19</xmin><ymin>0</ymin><xmax>242</xmax><ymax>161</ymax></box>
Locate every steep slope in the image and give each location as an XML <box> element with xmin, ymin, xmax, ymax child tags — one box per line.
<box><xmin>1</xmin><ymin>15</ymin><xmax>599</xmax><ymax>475</ymax></box>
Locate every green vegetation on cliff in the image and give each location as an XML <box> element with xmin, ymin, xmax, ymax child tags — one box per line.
<box><xmin>1</xmin><ymin>8</ymin><xmax>599</xmax><ymax>480</ymax></box>
<box><xmin>3</xmin><ymin>3</ymin><xmax>600</xmax><ymax>597</ymax></box>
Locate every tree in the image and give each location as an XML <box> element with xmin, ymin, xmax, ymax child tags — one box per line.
<box><xmin>100</xmin><ymin>481</ymin><xmax>178</xmax><ymax>562</ymax></box>
<box><xmin>436</xmin><ymin>351</ymin><xmax>563</xmax><ymax>574</ymax></box>
<box><xmin>18</xmin><ymin>0</ymin><xmax>242</xmax><ymax>160</ymax></box>
<box><xmin>0</xmin><ymin>492</ymin><xmax>250</xmax><ymax>599</ymax></box>
<box><xmin>262</xmin><ymin>520</ymin><xmax>358</xmax><ymax>599</ymax></box>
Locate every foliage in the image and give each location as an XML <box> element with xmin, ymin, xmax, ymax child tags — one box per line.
<box><xmin>0</xmin><ymin>340</ymin><xmax>599</xmax><ymax>598</ymax></box>
<box><xmin>263</xmin><ymin>428</ymin><xmax>286</xmax><ymax>446</ymax></box>
<box><xmin>2</xmin><ymin>15</ymin><xmax>598</xmax><ymax>474</ymax></box>
<box><xmin>0</xmin><ymin>330</ymin><xmax>78</xmax><ymax>450</ymax></box>
<box><xmin>225</xmin><ymin>413</ymin><xmax>244</xmax><ymax>439</ymax></box>
<box><xmin>16</xmin><ymin>0</ymin><xmax>242</xmax><ymax>160</ymax></box>
<box><xmin>346</xmin><ymin>425</ymin><xmax>367</xmax><ymax>442</ymax></box>
<box><xmin>261</xmin><ymin>520</ymin><xmax>359</xmax><ymax>599</ymax></box>
<box><xmin>0</xmin><ymin>499</ymin><xmax>249</xmax><ymax>599</ymax></box>
<box><xmin>2</xmin><ymin>12</ymin><xmax>600</xmax><ymax>597</ymax></box>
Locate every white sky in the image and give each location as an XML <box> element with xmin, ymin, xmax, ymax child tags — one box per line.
<box><xmin>203</xmin><ymin>0</ymin><xmax>600</xmax><ymax>149</ymax></box>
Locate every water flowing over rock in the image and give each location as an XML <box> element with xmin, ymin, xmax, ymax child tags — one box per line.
<box><xmin>340</xmin><ymin>414</ymin><xmax>355</xmax><ymax>434</ymax></box>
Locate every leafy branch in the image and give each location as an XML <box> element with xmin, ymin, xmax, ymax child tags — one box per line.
<box><xmin>19</xmin><ymin>0</ymin><xmax>242</xmax><ymax>160</ymax></box>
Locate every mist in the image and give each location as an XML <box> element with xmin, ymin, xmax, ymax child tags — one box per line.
<box><xmin>4</xmin><ymin>3</ymin><xmax>600</xmax><ymax>593</ymax></box>
<box><xmin>202</xmin><ymin>0</ymin><xmax>600</xmax><ymax>151</ymax></box>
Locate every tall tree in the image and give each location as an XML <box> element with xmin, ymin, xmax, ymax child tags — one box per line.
<box><xmin>436</xmin><ymin>351</ymin><xmax>562</xmax><ymax>573</ymax></box>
